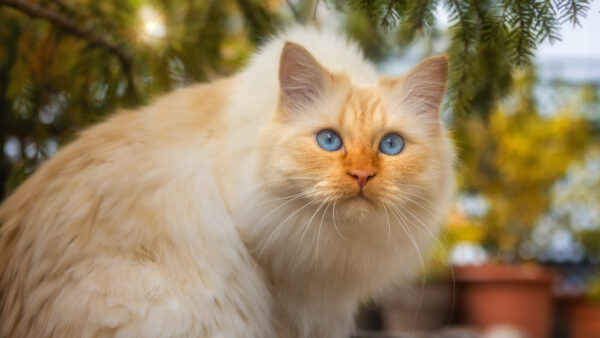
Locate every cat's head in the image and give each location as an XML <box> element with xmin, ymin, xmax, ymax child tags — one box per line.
<box><xmin>258</xmin><ymin>42</ymin><xmax>453</xmax><ymax>222</ymax></box>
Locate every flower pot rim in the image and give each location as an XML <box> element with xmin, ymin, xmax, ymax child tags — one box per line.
<box><xmin>451</xmin><ymin>263</ymin><xmax>555</xmax><ymax>283</ymax></box>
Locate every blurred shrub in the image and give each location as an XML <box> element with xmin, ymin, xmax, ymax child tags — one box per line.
<box><xmin>0</xmin><ymin>0</ymin><xmax>280</xmax><ymax>199</ymax></box>
<box><xmin>449</xmin><ymin>68</ymin><xmax>590</xmax><ymax>259</ymax></box>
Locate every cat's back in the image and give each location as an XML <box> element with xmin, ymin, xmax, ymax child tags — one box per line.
<box><xmin>0</xmin><ymin>78</ymin><xmax>273</xmax><ymax>337</ymax></box>
<box><xmin>0</xmin><ymin>78</ymin><xmax>230</xmax><ymax>216</ymax></box>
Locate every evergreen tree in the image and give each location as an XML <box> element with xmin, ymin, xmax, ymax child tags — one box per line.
<box><xmin>332</xmin><ymin>0</ymin><xmax>592</xmax><ymax>116</ymax></box>
<box><xmin>0</xmin><ymin>0</ymin><xmax>594</xmax><ymax>200</ymax></box>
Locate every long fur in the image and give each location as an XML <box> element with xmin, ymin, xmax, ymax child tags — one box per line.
<box><xmin>0</xmin><ymin>26</ymin><xmax>454</xmax><ymax>337</ymax></box>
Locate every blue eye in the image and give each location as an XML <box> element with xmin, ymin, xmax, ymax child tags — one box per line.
<box><xmin>316</xmin><ymin>129</ymin><xmax>343</xmax><ymax>151</ymax></box>
<box><xmin>379</xmin><ymin>133</ymin><xmax>405</xmax><ymax>155</ymax></box>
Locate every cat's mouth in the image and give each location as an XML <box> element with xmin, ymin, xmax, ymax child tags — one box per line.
<box><xmin>334</xmin><ymin>192</ymin><xmax>376</xmax><ymax>220</ymax></box>
<box><xmin>345</xmin><ymin>191</ymin><xmax>374</xmax><ymax>205</ymax></box>
<box><xmin>336</xmin><ymin>186</ymin><xmax>375</xmax><ymax>203</ymax></box>
<box><xmin>355</xmin><ymin>191</ymin><xmax>370</xmax><ymax>201</ymax></box>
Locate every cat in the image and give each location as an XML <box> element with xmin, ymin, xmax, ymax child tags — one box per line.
<box><xmin>0</xmin><ymin>26</ymin><xmax>454</xmax><ymax>337</ymax></box>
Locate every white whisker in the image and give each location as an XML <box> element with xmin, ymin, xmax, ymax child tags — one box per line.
<box><xmin>239</xmin><ymin>190</ymin><xmax>311</xmax><ymax>213</ymax></box>
<box><xmin>388</xmin><ymin>205</ymin><xmax>425</xmax><ymax>331</ymax></box>
<box><xmin>247</xmin><ymin>189</ymin><xmax>315</xmax><ymax>227</ymax></box>
<box><xmin>332</xmin><ymin>200</ymin><xmax>350</xmax><ymax>241</ymax></box>
<box><xmin>390</xmin><ymin>201</ymin><xmax>456</xmax><ymax>327</ymax></box>
<box><xmin>314</xmin><ymin>202</ymin><xmax>330</xmax><ymax>267</ymax></box>
<box><xmin>382</xmin><ymin>204</ymin><xmax>391</xmax><ymax>243</ymax></box>
<box><xmin>392</xmin><ymin>193</ymin><xmax>439</xmax><ymax>223</ymax></box>
<box><xmin>257</xmin><ymin>198</ymin><xmax>316</xmax><ymax>260</ymax></box>
<box><xmin>294</xmin><ymin>199</ymin><xmax>328</xmax><ymax>267</ymax></box>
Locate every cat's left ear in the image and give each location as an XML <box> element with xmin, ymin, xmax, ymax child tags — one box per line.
<box><xmin>278</xmin><ymin>42</ymin><xmax>332</xmax><ymax>113</ymax></box>
<box><xmin>384</xmin><ymin>55</ymin><xmax>448</xmax><ymax>119</ymax></box>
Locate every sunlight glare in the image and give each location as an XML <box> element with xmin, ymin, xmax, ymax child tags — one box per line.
<box><xmin>140</xmin><ymin>6</ymin><xmax>166</xmax><ymax>39</ymax></box>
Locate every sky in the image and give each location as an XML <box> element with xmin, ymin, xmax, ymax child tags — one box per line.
<box><xmin>378</xmin><ymin>2</ymin><xmax>600</xmax><ymax>78</ymax></box>
<box><xmin>537</xmin><ymin>0</ymin><xmax>600</xmax><ymax>60</ymax></box>
<box><xmin>434</xmin><ymin>1</ymin><xmax>600</xmax><ymax>60</ymax></box>
<box><xmin>534</xmin><ymin>2</ymin><xmax>600</xmax><ymax>84</ymax></box>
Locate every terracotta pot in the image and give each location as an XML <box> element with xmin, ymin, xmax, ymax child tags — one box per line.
<box><xmin>453</xmin><ymin>264</ymin><xmax>555</xmax><ymax>338</ymax></box>
<box><xmin>568</xmin><ymin>299</ymin><xmax>600</xmax><ymax>338</ymax></box>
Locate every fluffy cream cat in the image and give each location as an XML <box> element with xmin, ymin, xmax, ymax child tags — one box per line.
<box><xmin>0</xmin><ymin>26</ymin><xmax>454</xmax><ymax>337</ymax></box>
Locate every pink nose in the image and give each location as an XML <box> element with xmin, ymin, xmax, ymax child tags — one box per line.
<box><xmin>348</xmin><ymin>169</ymin><xmax>375</xmax><ymax>188</ymax></box>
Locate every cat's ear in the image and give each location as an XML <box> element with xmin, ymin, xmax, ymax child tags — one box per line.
<box><xmin>385</xmin><ymin>55</ymin><xmax>448</xmax><ymax>118</ymax></box>
<box><xmin>278</xmin><ymin>42</ymin><xmax>331</xmax><ymax>112</ymax></box>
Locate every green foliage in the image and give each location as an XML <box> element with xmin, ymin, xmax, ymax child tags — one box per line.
<box><xmin>0</xmin><ymin>0</ymin><xmax>595</xmax><ymax>206</ymax></box>
<box><xmin>578</xmin><ymin>229</ymin><xmax>600</xmax><ymax>260</ymax></box>
<box><xmin>0</xmin><ymin>0</ymin><xmax>280</xmax><ymax>199</ymax></box>
<box><xmin>559</xmin><ymin>0</ymin><xmax>592</xmax><ymax>26</ymax></box>
<box><xmin>586</xmin><ymin>273</ymin><xmax>600</xmax><ymax>304</ymax></box>
<box><xmin>333</xmin><ymin>0</ymin><xmax>592</xmax><ymax>115</ymax></box>
<box><xmin>450</xmin><ymin>69</ymin><xmax>590</xmax><ymax>257</ymax></box>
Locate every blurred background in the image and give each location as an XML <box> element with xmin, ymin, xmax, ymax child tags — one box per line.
<box><xmin>0</xmin><ymin>0</ymin><xmax>598</xmax><ymax>337</ymax></box>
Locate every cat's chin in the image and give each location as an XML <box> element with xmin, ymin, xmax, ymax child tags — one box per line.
<box><xmin>336</xmin><ymin>195</ymin><xmax>377</xmax><ymax>220</ymax></box>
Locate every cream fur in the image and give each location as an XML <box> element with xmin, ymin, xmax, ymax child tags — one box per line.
<box><xmin>0</xmin><ymin>26</ymin><xmax>454</xmax><ymax>338</ymax></box>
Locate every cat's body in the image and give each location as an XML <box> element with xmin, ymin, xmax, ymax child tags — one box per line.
<box><xmin>0</xmin><ymin>27</ymin><xmax>454</xmax><ymax>337</ymax></box>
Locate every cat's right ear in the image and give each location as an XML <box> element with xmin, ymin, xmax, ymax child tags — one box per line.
<box><xmin>278</xmin><ymin>42</ymin><xmax>331</xmax><ymax>114</ymax></box>
<box><xmin>381</xmin><ymin>55</ymin><xmax>448</xmax><ymax>121</ymax></box>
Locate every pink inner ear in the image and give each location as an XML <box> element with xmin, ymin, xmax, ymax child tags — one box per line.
<box><xmin>396</xmin><ymin>55</ymin><xmax>448</xmax><ymax>118</ymax></box>
<box><xmin>279</xmin><ymin>42</ymin><xmax>328</xmax><ymax>108</ymax></box>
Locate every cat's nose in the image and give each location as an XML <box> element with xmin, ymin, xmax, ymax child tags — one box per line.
<box><xmin>348</xmin><ymin>169</ymin><xmax>375</xmax><ymax>188</ymax></box>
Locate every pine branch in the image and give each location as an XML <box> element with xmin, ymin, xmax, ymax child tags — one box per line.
<box><xmin>235</xmin><ymin>0</ymin><xmax>277</xmax><ymax>42</ymax></box>
<box><xmin>47</xmin><ymin>0</ymin><xmax>71</xmax><ymax>14</ymax></box>
<box><xmin>0</xmin><ymin>0</ymin><xmax>139</xmax><ymax>103</ymax></box>
<box><xmin>47</xmin><ymin>0</ymin><xmax>119</xmax><ymax>32</ymax></box>
<box><xmin>557</xmin><ymin>0</ymin><xmax>590</xmax><ymax>27</ymax></box>
<box><xmin>533</xmin><ymin>1</ymin><xmax>559</xmax><ymax>44</ymax></box>
<box><xmin>347</xmin><ymin>0</ymin><xmax>381</xmax><ymax>25</ymax></box>
<box><xmin>481</xmin><ymin>2</ymin><xmax>508</xmax><ymax>51</ymax></box>
<box><xmin>445</xmin><ymin>0</ymin><xmax>479</xmax><ymax>115</ymax></box>
<box><xmin>285</xmin><ymin>0</ymin><xmax>302</xmax><ymax>22</ymax></box>
<box><xmin>380</xmin><ymin>0</ymin><xmax>394</xmax><ymax>26</ymax></box>
<box><xmin>341</xmin><ymin>0</ymin><xmax>593</xmax><ymax>116</ymax></box>
<box><xmin>410</xmin><ymin>0</ymin><xmax>438</xmax><ymax>32</ymax></box>
<box><xmin>509</xmin><ymin>0</ymin><xmax>535</xmax><ymax>67</ymax></box>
